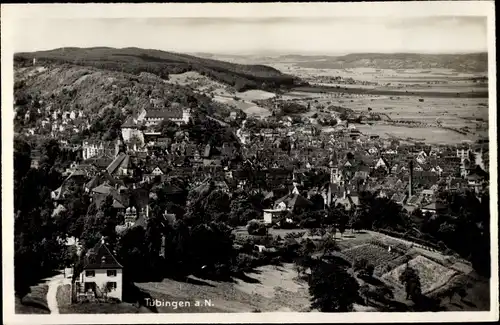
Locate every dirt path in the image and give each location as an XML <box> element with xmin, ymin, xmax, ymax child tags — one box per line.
<box><xmin>43</xmin><ymin>273</ymin><xmax>70</xmax><ymax>314</ymax></box>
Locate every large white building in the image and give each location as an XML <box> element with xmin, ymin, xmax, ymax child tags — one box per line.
<box><xmin>137</xmin><ymin>103</ymin><xmax>191</xmax><ymax>127</ymax></box>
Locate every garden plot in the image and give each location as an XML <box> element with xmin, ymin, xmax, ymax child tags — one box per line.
<box><xmin>342</xmin><ymin>244</ymin><xmax>401</xmax><ymax>267</ymax></box>
<box><xmin>381</xmin><ymin>255</ymin><xmax>458</xmax><ymax>294</ymax></box>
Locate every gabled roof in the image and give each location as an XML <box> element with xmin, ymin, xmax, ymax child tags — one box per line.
<box><xmin>391</xmin><ymin>192</ymin><xmax>406</xmax><ymax>203</ymax></box>
<box><xmin>92</xmin><ymin>184</ymin><xmax>113</xmax><ymax>195</ymax></box>
<box><xmin>121</xmin><ymin>116</ymin><xmax>137</xmax><ymax>128</ymax></box>
<box><xmin>274</xmin><ymin>193</ymin><xmax>313</xmax><ymax>210</ymax></box>
<box><xmin>106</xmin><ymin>153</ymin><xmax>127</xmax><ymax>175</ymax></box>
<box><xmin>112</xmin><ymin>199</ymin><xmax>126</xmax><ymax>209</ymax></box>
<box><xmin>83</xmin><ymin>241</ymin><xmax>123</xmax><ymax>269</ymax></box>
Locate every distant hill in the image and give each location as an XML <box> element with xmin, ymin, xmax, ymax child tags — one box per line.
<box><xmin>291</xmin><ymin>53</ymin><xmax>488</xmax><ymax>73</ymax></box>
<box><xmin>14</xmin><ymin>47</ymin><xmax>302</xmax><ymax>92</ymax></box>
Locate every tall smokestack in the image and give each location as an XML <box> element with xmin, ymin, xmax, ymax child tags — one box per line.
<box><xmin>408</xmin><ymin>159</ymin><xmax>413</xmax><ymax>198</ymax></box>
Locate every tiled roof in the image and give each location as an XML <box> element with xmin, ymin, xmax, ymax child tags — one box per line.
<box><xmin>391</xmin><ymin>192</ymin><xmax>406</xmax><ymax>203</ymax></box>
<box><xmin>106</xmin><ymin>153</ymin><xmax>127</xmax><ymax>175</ymax></box>
<box><xmin>121</xmin><ymin>116</ymin><xmax>137</xmax><ymax>128</ymax></box>
<box><xmin>83</xmin><ymin>241</ymin><xmax>123</xmax><ymax>269</ymax></box>
<box><xmin>422</xmin><ymin>202</ymin><xmax>447</xmax><ymax>211</ymax></box>
<box><xmin>145</xmin><ymin>107</ymin><xmax>183</xmax><ymax>119</ymax></box>
<box><xmin>274</xmin><ymin>193</ymin><xmax>313</xmax><ymax>210</ymax></box>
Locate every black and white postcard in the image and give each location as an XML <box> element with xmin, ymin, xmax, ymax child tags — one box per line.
<box><xmin>2</xmin><ymin>2</ymin><xmax>498</xmax><ymax>324</ymax></box>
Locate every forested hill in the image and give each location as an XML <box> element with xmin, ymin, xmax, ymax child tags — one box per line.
<box><xmin>291</xmin><ymin>53</ymin><xmax>488</xmax><ymax>73</ymax></box>
<box><xmin>14</xmin><ymin>47</ymin><xmax>301</xmax><ymax>92</ymax></box>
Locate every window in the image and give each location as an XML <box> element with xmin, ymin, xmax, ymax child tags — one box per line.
<box><xmin>85</xmin><ymin>270</ymin><xmax>95</xmax><ymax>277</ymax></box>
<box><xmin>107</xmin><ymin>282</ymin><xmax>117</xmax><ymax>291</ymax></box>
<box><xmin>107</xmin><ymin>270</ymin><xmax>117</xmax><ymax>277</ymax></box>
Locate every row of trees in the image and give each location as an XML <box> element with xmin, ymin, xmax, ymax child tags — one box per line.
<box><xmin>14</xmin><ymin>138</ymin><xmax>69</xmax><ymax>295</ymax></box>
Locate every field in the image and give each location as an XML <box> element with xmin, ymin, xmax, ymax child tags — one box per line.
<box><xmin>382</xmin><ymin>255</ymin><xmax>458</xmax><ymax>294</ymax></box>
<box><xmin>342</xmin><ymin>244</ymin><xmax>401</xmax><ymax>266</ymax></box>
<box><xmin>263</xmin><ymin>61</ymin><xmax>489</xmax><ymax>144</ymax></box>
<box><xmin>135</xmin><ymin>263</ymin><xmax>310</xmax><ymax>313</ymax></box>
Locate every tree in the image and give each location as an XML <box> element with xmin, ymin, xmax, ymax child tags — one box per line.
<box><xmin>247</xmin><ymin>220</ymin><xmax>267</xmax><ymax>236</ymax></box>
<box><xmin>157</xmin><ymin>120</ymin><xmax>179</xmax><ymax>138</ymax></box>
<box><xmin>308</xmin><ymin>261</ymin><xmax>360</xmax><ymax>312</ymax></box>
<box><xmin>399</xmin><ymin>265</ymin><xmax>422</xmax><ymax>301</ymax></box>
<box><xmin>310</xmin><ymin>194</ymin><xmax>325</xmax><ymax>211</ymax></box>
<box><xmin>353</xmin><ymin>258</ymin><xmax>375</xmax><ymax>279</ymax></box>
<box><xmin>229</xmin><ymin>194</ymin><xmax>260</xmax><ymax>226</ymax></box>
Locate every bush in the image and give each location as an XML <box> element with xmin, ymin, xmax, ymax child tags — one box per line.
<box><xmin>247</xmin><ymin>220</ymin><xmax>267</xmax><ymax>236</ymax></box>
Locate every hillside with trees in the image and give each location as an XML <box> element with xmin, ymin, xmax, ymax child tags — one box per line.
<box><xmin>14</xmin><ymin>63</ymin><xmax>244</xmax><ymax>144</ymax></box>
<box><xmin>14</xmin><ymin>47</ymin><xmax>303</xmax><ymax>92</ymax></box>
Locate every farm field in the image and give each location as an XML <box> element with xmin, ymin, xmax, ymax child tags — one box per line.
<box><xmin>212</xmin><ymin>95</ymin><xmax>272</xmax><ymax>118</ymax></box>
<box><xmin>342</xmin><ymin>244</ymin><xmax>401</xmax><ymax>266</ymax></box>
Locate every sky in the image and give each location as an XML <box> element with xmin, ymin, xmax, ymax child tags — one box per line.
<box><xmin>13</xmin><ymin>16</ymin><xmax>487</xmax><ymax>55</ymax></box>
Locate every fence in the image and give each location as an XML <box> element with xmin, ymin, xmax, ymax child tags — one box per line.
<box><xmin>375</xmin><ymin>228</ymin><xmax>441</xmax><ymax>252</ymax></box>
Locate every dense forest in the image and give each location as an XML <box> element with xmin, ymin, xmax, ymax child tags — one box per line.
<box><xmin>14</xmin><ymin>47</ymin><xmax>303</xmax><ymax>92</ymax></box>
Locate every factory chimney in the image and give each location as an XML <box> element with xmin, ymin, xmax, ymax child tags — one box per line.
<box><xmin>408</xmin><ymin>158</ymin><xmax>413</xmax><ymax>198</ymax></box>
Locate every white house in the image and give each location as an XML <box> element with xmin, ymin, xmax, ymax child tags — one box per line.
<box><xmin>75</xmin><ymin>239</ymin><xmax>123</xmax><ymax>301</ymax></box>
<box><xmin>368</xmin><ymin>147</ymin><xmax>379</xmax><ymax>155</ymax></box>
<box><xmin>262</xmin><ymin>208</ymin><xmax>287</xmax><ymax>224</ymax></box>
<box><xmin>374</xmin><ymin>157</ymin><xmax>389</xmax><ymax>171</ymax></box>
<box><xmin>151</xmin><ymin>166</ymin><xmax>164</xmax><ymax>176</ymax></box>
<box><xmin>121</xmin><ymin>117</ymin><xmax>144</xmax><ymax>144</ymax></box>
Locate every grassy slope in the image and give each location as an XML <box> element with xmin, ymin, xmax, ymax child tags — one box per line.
<box><xmin>14</xmin><ymin>47</ymin><xmax>300</xmax><ymax>91</ymax></box>
<box><xmin>15</xmin><ymin>284</ymin><xmax>50</xmax><ymax>314</ymax></box>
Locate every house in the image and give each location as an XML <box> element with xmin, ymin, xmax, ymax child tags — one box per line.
<box><xmin>274</xmin><ymin>193</ymin><xmax>313</xmax><ymax>213</ymax></box>
<box><xmin>106</xmin><ymin>153</ymin><xmax>133</xmax><ymax>177</ymax></box>
<box><xmin>30</xmin><ymin>149</ymin><xmax>41</xmax><ymax>169</ymax></box>
<box><xmin>367</xmin><ymin>147</ymin><xmax>379</xmax><ymax>155</ymax></box>
<box><xmin>121</xmin><ymin>117</ymin><xmax>144</xmax><ymax>144</ymax></box>
<box><xmin>421</xmin><ymin>202</ymin><xmax>447</xmax><ymax>215</ymax></box>
<box><xmin>391</xmin><ymin>192</ymin><xmax>406</xmax><ymax>205</ymax></box>
<box><xmin>91</xmin><ymin>184</ymin><xmax>128</xmax><ymax>212</ymax></box>
<box><xmin>262</xmin><ymin>209</ymin><xmax>287</xmax><ymax>224</ymax></box>
<box><xmin>74</xmin><ymin>239</ymin><xmax>123</xmax><ymax>301</ymax></box>
<box><xmin>416</xmin><ymin>151</ymin><xmax>428</xmax><ymax>165</ymax></box>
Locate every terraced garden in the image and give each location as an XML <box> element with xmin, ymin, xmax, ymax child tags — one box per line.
<box><xmin>342</xmin><ymin>244</ymin><xmax>401</xmax><ymax>267</ymax></box>
<box><xmin>381</xmin><ymin>255</ymin><xmax>459</xmax><ymax>294</ymax></box>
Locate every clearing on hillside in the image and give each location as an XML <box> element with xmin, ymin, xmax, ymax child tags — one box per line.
<box><xmin>135</xmin><ymin>263</ymin><xmax>310</xmax><ymax>313</ymax></box>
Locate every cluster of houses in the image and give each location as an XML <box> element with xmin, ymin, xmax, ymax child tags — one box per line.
<box><xmin>19</xmin><ymin>105</ymin><xmax>92</xmax><ymax>138</ymax></box>
<box><xmin>36</xmin><ymin>101</ymin><xmax>489</xmax><ymax>304</ymax></box>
